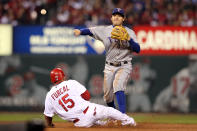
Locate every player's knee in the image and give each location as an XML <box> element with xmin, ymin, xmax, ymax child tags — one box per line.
<box><xmin>74</xmin><ymin>121</ymin><xmax>93</xmax><ymax>127</ymax></box>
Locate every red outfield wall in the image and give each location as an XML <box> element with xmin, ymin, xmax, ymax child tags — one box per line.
<box><xmin>134</xmin><ymin>26</ymin><xmax>197</xmax><ymax>55</ymax></box>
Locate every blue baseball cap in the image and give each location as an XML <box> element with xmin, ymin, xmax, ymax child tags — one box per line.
<box><xmin>112</xmin><ymin>8</ymin><xmax>124</xmax><ymax>17</ymax></box>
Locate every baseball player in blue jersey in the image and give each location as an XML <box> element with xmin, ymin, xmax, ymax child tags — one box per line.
<box><xmin>74</xmin><ymin>8</ymin><xmax>140</xmax><ymax>113</ymax></box>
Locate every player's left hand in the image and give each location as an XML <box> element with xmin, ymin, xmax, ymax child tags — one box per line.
<box><xmin>111</xmin><ymin>26</ymin><xmax>130</xmax><ymax>41</ymax></box>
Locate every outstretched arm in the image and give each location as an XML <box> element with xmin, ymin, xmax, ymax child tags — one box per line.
<box><xmin>74</xmin><ymin>28</ymin><xmax>93</xmax><ymax>36</ymax></box>
<box><xmin>44</xmin><ymin>115</ymin><xmax>55</xmax><ymax>127</ymax></box>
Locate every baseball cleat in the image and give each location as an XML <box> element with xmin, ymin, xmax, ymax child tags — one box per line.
<box><xmin>121</xmin><ymin>118</ymin><xmax>136</xmax><ymax>126</ymax></box>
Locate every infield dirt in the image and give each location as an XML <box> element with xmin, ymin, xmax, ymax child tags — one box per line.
<box><xmin>46</xmin><ymin>122</ymin><xmax>197</xmax><ymax>131</ymax></box>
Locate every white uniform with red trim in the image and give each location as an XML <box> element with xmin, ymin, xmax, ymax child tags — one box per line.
<box><xmin>44</xmin><ymin>80</ymin><xmax>136</xmax><ymax>127</ymax></box>
<box><xmin>153</xmin><ymin>68</ymin><xmax>190</xmax><ymax>113</ymax></box>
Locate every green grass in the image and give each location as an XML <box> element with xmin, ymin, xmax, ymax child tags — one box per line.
<box><xmin>131</xmin><ymin>113</ymin><xmax>197</xmax><ymax>124</ymax></box>
<box><xmin>0</xmin><ymin>113</ymin><xmax>43</xmax><ymax>122</ymax></box>
<box><xmin>0</xmin><ymin>112</ymin><xmax>197</xmax><ymax>124</ymax></box>
<box><xmin>0</xmin><ymin>112</ymin><xmax>63</xmax><ymax>122</ymax></box>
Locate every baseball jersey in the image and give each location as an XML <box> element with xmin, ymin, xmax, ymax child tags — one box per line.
<box><xmin>44</xmin><ymin>80</ymin><xmax>89</xmax><ymax>121</ymax></box>
<box><xmin>89</xmin><ymin>25</ymin><xmax>138</xmax><ymax>62</ymax></box>
<box><xmin>170</xmin><ymin>68</ymin><xmax>190</xmax><ymax>98</ymax></box>
<box><xmin>153</xmin><ymin>68</ymin><xmax>190</xmax><ymax>113</ymax></box>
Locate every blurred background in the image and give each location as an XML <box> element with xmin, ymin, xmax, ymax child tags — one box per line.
<box><xmin>0</xmin><ymin>0</ymin><xmax>197</xmax><ymax>114</ymax></box>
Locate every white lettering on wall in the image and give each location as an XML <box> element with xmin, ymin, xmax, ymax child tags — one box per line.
<box><xmin>137</xmin><ymin>30</ymin><xmax>197</xmax><ymax>50</ymax></box>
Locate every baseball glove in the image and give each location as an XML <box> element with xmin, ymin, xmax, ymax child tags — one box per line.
<box><xmin>111</xmin><ymin>26</ymin><xmax>130</xmax><ymax>41</ymax></box>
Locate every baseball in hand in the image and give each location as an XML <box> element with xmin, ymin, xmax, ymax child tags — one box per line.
<box><xmin>74</xmin><ymin>29</ymin><xmax>81</xmax><ymax>36</ymax></box>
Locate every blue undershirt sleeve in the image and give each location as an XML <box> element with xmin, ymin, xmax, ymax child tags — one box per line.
<box><xmin>80</xmin><ymin>28</ymin><xmax>93</xmax><ymax>36</ymax></box>
<box><xmin>128</xmin><ymin>38</ymin><xmax>140</xmax><ymax>53</ymax></box>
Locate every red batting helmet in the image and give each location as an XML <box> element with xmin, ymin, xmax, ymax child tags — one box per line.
<box><xmin>50</xmin><ymin>68</ymin><xmax>65</xmax><ymax>84</ymax></box>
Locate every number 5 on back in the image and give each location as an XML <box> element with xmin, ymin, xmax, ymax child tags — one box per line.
<box><xmin>58</xmin><ymin>94</ymin><xmax>75</xmax><ymax>112</ymax></box>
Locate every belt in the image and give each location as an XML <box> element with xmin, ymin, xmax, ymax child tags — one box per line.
<box><xmin>106</xmin><ymin>61</ymin><xmax>128</xmax><ymax>67</ymax></box>
<box><xmin>73</xmin><ymin>106</ymin><xmax>89</xmax><ymax>123</ymax></box>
